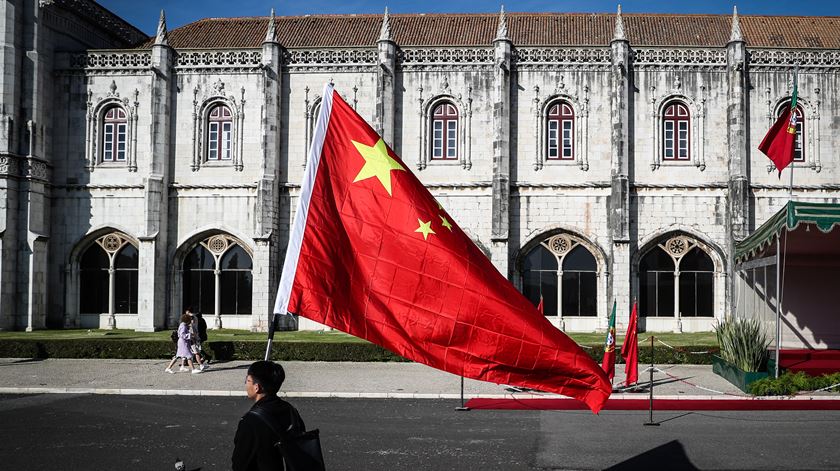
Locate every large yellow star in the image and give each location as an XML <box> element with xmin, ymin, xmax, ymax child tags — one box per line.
<box><xmin>439</xmin><ymin>214</ymin><xmax>453</xmax><ymax>231</ymax></box>
<box><xmin>351</xmin><ymin>138</ymin><xmax>405</xmax><ymax>196</ymax></box>
<box><xmin>415</xmin><ymin>219</ymin><xmax>436</xmax><ymax>240</ymax></box>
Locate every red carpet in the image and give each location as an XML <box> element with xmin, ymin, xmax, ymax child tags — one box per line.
<box><xmin>465</xmin><ymin>397</ymin><xmax>840</xmax><ymax>411</ymax></box>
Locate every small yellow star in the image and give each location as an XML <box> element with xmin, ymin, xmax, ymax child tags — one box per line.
<box><xmin>415</xmin><ymin>219</ymin><xmax>436</xmax><ymax>240</ymax></box>
<box><xmin>439</xmin><ymin>214</ymin><xmax>453</xmax><ymax>231</ymax></box>
<box><xmin>351</xmin><ymin>138</ymin><xmax>405</xmax><ymax>196</ymax></box>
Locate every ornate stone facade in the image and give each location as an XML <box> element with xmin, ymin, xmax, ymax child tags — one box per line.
<box><xmin>3</xmin><ymin>2</ymin><xmax>840</xmax><ymax>333</ymax></box>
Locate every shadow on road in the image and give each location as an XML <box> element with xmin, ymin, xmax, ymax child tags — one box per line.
<box><xmin>605</xmin><ymin>440</ymin><xmax>699</xmax><ymax>471</ymax></box>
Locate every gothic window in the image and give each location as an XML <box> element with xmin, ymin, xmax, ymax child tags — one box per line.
<box><xmin>207</xmin><ymin>105</ymin><xmax>233</xmax><ymax>161</ymax></box>
<box><xmin>183</xmin><ymin>235</ymin><xmax>252</xmax><ymax>318</ymax></box>
<box><xmin>662</xmin><ymin>101</ymin><xmax>690</xmax><ymax>161</ymax></box>
<box><xmin>639</xmin><ymin>237</ymin><xmax>714</xmax><ymax>318</ymax></box>
<box><xmin>778</xmin><ymin>103</ymin><xmax>805</xmax><ymax>162</ymax></box>
<box><xmin>522</xmin><ymin>235</ymin><xmax>598</xmax><ymax>317</ymax></box>
<box><xmin>431</xmin><ymin>102</ymin><xmax>458</xmax><ymax>160</ymax></box>
<box><xmin>79</xmin><ymin>233</ymin><xmax>138</xmax><ymax>315</ymax></box>
<box><xmin>546</xmin><ymin>101</ymin><xmax>575</xmax><ymax>161</ymax></box>
<box><xmin>101</xmin><ymin>106</ymin><xmax>127</xmax><ymax>163</ymax></box>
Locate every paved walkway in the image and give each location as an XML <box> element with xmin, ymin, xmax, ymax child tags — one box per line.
<box><xmin>2</xmin><ymin>358</ymin><xmax>836</xmax><ymax>402</ymax></box>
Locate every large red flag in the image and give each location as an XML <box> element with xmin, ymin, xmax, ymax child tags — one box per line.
<box><xmin>274</xmin><ymin>84</ymin><xmax>611</xmax><ymax>413</ymax></box>
<box><xmin>621</xmin><ymin>301</ymin><xmax>639</xmax><ymax>386</ymax></box>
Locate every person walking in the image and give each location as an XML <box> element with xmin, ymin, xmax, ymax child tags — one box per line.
<box><xmin>165</xmin><ymin>313</ymin><xmax>201</xmax><ymax>374</ymax></box>
<box><xmin>232</xmin><ymin>361</ymin><xmax>307</xmax><ymax>471</ymax></box>
<box><xmin>189</xmin><ymin>313</ymin><xmax>208</xmax><ymax>371</ymax></box>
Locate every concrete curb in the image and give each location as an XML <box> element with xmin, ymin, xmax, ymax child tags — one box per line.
<box><xmin>0</xmin><ymin>386</ymin><xmax>837</xmax><ymax>402</ymax></box>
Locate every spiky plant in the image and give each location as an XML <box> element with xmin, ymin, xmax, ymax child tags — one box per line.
<box><xmin>714</xmin><ymin>317</ymin><xmax>770</xmax><ymax>372</ymax></box>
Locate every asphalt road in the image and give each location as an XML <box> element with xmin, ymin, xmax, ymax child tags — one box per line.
<box><xmin>1</xmin><ymin>394</ymin><xmax>838</xmax><ymax>470</ymax></box>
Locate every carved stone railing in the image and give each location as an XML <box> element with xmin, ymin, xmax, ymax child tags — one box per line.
<box><xmin>513</xmin><ymin>47</ymin><xmax>610</xmax><ymax>65</ymax></box>
<box><xmin>632</xmin><ymin>48</ymin><xmax>726</xmax><ymax>68</ymax></box>
<box><xmin>398</xmin><ymin>48</ymin><xmax>493</xmax><ymax>65</ymax></box>
<box><xmin>283</xmin><ymin>48</ymin><xmax>378</xmax><ymax>69</ymax></box>
<box><xmin>748</xmin><ymin>49</ymin><xmax>840</xmax><ymax>68</ymax></box>
<box><xmin>69</xmin><ymin>50</ymin><xmax>151</xmax><ymax>71</ymax></box>
<box><xmin>176</xmin><ymin>49</ymin><xmax>262</xmax><ymax>70</ymax></box>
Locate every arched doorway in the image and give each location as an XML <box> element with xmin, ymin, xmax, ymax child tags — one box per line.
<box><xmin>78</xmin><ymin>232</ymin><xmax>138</xmax><ymax>329</ymax></box>
<box><xmin>182</xmin><ymin>234</ymin><xmax>253</xmax><ymax>329</ymax></box>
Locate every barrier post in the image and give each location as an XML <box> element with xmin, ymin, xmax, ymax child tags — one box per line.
<box><xmin>644</xmin><ymin>335</ymin><xmax>659</xmax><ymax>426</ymax></box>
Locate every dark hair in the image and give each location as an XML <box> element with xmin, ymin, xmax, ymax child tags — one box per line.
<box><xmin>180</xmin><ymin>313</ymin><xmax>192</xmax><ymax>324</ymax></box>
<box><xmin>247</xmin><ymin>361</ymin><xmax>286</xmax><ymax>396</ymax></box>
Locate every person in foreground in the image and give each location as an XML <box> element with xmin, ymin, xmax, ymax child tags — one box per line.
<box><xmin>232</xmin><ymin>361</ymin><xmax>306</xmax><ymax>471</ymax></box>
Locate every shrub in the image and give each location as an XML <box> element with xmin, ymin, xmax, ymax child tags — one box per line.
<box><xmin>714</xmin><ymin>317</ymin><xmax>770</xmax><ymax>372</ymax></box>
<box><xmin>749</xmin><ymin>371</ymin><xmax>840</xmax><ymax>396</ymax></box>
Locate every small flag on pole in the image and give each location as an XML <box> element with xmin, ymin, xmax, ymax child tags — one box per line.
<box><xmin>621</xmin><ymin>301</ymin><xmax>639</xmax><ymax>386</ymax></box>
<box><xmin>758</xmin><ymin>70</ymin><xmax>798</xmax><ymax>176</ymax></box>
<box><xmin>601</xmin><ymin>300</ymin><xmax>617</xmax><ymax>382</ymax></box>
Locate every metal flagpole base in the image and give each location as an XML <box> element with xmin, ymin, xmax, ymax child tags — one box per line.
<box><xmin>455</xmin><ymin>376</ymin><xmax>471</xmax><ymax>411</ymax></box>
<box><xmin>455</xmin><ymin>406</ymin><xmax>471</xmax><ymax>412</ymax></box>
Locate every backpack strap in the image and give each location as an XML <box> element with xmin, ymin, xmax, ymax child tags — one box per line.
<box><xmin>248</xmin><ymin>406</ymin><xmax>283</xmax><ymax>438</ymax></box>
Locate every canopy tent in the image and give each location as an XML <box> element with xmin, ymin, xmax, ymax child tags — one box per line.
<box><xmin>734</xmin><ymin>201</ymin><xmax>840</xmax><ymax>377</ymax></box>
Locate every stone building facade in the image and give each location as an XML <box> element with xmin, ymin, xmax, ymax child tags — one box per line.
<box><xmin>2</xmin><ymin>0</ymin><xmax>839</xmax><ymax>332</ymax></box>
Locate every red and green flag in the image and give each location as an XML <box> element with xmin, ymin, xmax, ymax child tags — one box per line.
<box><xmin>601</xmin><ymin>300</ymin><xmax>617</xmax><ymax>382</ymax></box>
<box><xmin>274</xmin><ymin>84</ymin><xmax>612</xmax><ymax>413</ymax></box>
<box><xmin>621</xmin><ymin>301</ymin><xmax>639</xmax><ymax>386</ymax></box>
<box><xmin>759</xmin><ymin>71</ymin><xmax>798</xmax><ymax>176</ymax></box>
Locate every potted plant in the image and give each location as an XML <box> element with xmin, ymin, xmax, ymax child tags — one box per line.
<box><xmin>712</xmin><ymin>317</ymin><xmax>771</xmax><ymax>393</ymax></box>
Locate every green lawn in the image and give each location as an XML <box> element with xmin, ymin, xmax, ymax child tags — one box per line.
<box><xmin>0</xmin><ymin>328</ymin><xmax>717</xmax><ymax>346</ymax></box>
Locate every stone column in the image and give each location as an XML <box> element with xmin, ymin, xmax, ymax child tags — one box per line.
<box><xmin>252</xmin><ymin>12</ymin><xmax>283</xmax><ymax>331</ymax></box>
<box><xmin>726</xmin><ymin>7</ymin><xmax>749</xmax><ymax>317</ymax></box>
<box><xmin>136</xmin><ymin>14</ymin><xmax>174</xmax><ymax>332</ymax></box>
<box><xmin>375</xmin><ymin>8</ymin><xmax>397</xmax><ymax>147</ymax></box>
<box><xmin>608</xmin><ymin>7</ymin><xmax>632</xmax><ymax>328</ymax></box>
<box><xmin>490</xmin><ymin>9</ymin><xmax>512</xmax><ymax>277</ymax></box>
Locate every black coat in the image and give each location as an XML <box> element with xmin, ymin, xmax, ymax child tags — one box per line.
<box><xmin>232</xmin><ymin>396</ymin><xmax>306</xmax><ymax>471</ymax></box>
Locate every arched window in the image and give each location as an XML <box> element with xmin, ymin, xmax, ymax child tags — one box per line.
<box><xmin>183</xmin><ymin>235</ymin><xmax>253</xmax><ymax>325</ymax></box>
<box><xmin>207</xmin><ymin>104</ymin><xmax>233</xmax><ymax>161</ymax></box>
<box><xmin>662</xmin><ymin>102</ymin><xmax>690</xmax><ymax>161</ymax></box>
<box><xmin>521</xmin><ymin>234</ymin><xmax>598</xmax><ymax>317</ymax></box>
<box><xmin>639</xmin><ymin>236</ymin><xmax>714</xmax><ymax>318</ymax></box>
<box><xmin>101</xmin><ymin>107</ymin><xmax>127</xmax><ymax>162</ymax></box>
<box><xmin>547</xmin><ymin>101</ymin><xmax>574</xmax><ymax>160</ymax></box>
<box><xmin>778</xmin><ymin>104</ymin><xmax>805</xmax><ymax>162</ymax></box>
<box><xmin>431</xmin><ymin>102</ymin><xmax>458</xmax><ymax>160</ymax></box>
<box><xmin>78</xmin><ymin>233</ymin><xmax>139</xmax><ymax>324</ymax></box>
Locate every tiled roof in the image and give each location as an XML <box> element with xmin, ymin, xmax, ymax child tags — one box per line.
<box><xmin>57</xmin><ymin>0</ymin><xmax>148</xmax><ymax>47</ymax></box>
<box><xmin>139</xmin><ymin>13</ymin><xmax>840</xmax><ymax>49</ymax></box>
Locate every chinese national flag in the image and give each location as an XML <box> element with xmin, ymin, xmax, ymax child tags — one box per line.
<box><xmin>621</xmin><ymin>301</ymin><xmax>639</xmax><ymax>386</ymax></box>
<box><xmin>274</xmin><ymin>85</ymin><xmax>611</xmax><ymax>413</ymax></box>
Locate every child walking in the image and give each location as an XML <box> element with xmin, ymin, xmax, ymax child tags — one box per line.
<box><xmin>165</xmin><ymin>312</ymin><xmax>202</xmax><ymax>374</ymax></box>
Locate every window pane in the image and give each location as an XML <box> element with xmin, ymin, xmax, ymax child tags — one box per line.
<box><xmin>679</xmin><ymin>272</ymin><xmax>697</xmax><ymax>317</ymax></box>
<box><xmin>523</xmin><ymin>245</ymin><xmax>557</xmax><ymax>271</ymax></box>
<box><xmin>223</xmin><ymin>123</ymin><xmax>232</xmax><ymax>160</ymax></box>
<box><xmin>696</xmin><ymin>272</ymin><xmax>714</xmax><ymax>317</ymax></box>
<box><xmin>562</xmin><ymin>245</ymin><xmax>596</xmax><ymax>271</ymax></box>
<box><xmin>680</xmin><ymin>247</ymin><xmax>713</xmax><ymax>271</ymax></box>
<box><xmin>640</xmin><ymin>271</ymin><xmax>656</xmax><ymax>318</ymax></box>
<box><xmin>640</xmin><ymin>248</ymin><xmax>674</xmax><ymax>272</ymax></box>
<box><xmin>562</xmin><ymin>272</ymin><xmax>581</xmax><ymax>316</ymax></box>
<box><xmin>113</xmin><ymin>244</ymin><xmax>138</xmax><ymax>269</ymax></box>
<box><xmin>79</xmin><ymin>244</ymin><xmax>109</xmax><ymax>314</ymax></box>
<box><xmin>221</xmin><ymin>245</ymin><xmax>252</xmax><ymax>270</ymax></box>
<box><xmin>183</xmin><ymin>268</ymin><xmax>215</xmax><ymax>316</ymax></box>
<box><xmin>114</xmin><ymin>269</ymin><xmax>138</xmax><ymax>313</ymax></box>
<box><xmin>220</xmin><ymin>271</ymin><xmax>252</xmax><ymax>315</ymax></box>
<box><xmin>579</xmin><ymin>272</ymin><xmax>597</xmax><ymax>316</ymax></box>
<box><xmin>184</xmin><ymin>245</ymin><xmax>215</xmax><ymax>270</ymax></box>
<box><xmin>658</xmin><ymin>272</ymin><xmax>675</xmax><ymax>317</ymax></box>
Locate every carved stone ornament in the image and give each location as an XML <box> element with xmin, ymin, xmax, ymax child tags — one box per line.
<box><xmin>191</xmin><ymin>82</ymin><xmax>246</xmax><ymax>171</ymax></box>
<box><xmin>665</xmin><ymin>236</ymin><xmax>690</xmax><ymax>257</ymax></box>
<box><xmin>204</xmin><ymin>235</ymin><xmax>230</xmax><ymax>255</ymax></box>
<box><xmin>547</xmin><ymin>234</ymin><xmax>573</xmax><ymax>256</ymax></box>
<box><xmin>96</xmin><ymin>232</ymin><xmax>129</xmax><ymax>255</ymax></box>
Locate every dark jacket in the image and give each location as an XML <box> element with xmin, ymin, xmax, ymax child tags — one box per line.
<box><xmin>196</xmin><ymin>315</ymin><xmax>208</xmax><ymax>342</ymax></box>
<box><xmin>232</xmin><ymin>396</ymin><xmax>306</xmax><ymax>471</ymax></box>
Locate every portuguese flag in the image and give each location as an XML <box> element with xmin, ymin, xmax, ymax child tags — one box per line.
<box><xmin>759</xmin><ymin>71</ymin><xmax>799</xmax><ymax>175</ymax></box>
<box><xmin>601</xmin><ymin>300</ymin><xmax>617</xmax><ymax>382</ymax></box>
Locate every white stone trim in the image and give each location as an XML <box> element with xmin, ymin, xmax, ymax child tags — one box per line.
<box><xmin>191</xmin><ymin>81</ymin><xmax>245</xmax><ymax>171</ymax></box>
<box><xmin>649</xmin><ymin>86</ymin><xmax>706</xmax><ymax>171</ymax></box>
<box><xmin>85</xmin><ymin>84</ymin><xmax>139</xmax><ymax>172</ymax></box>
<box><xmin>416</xmin><ymin>88</ymin><xmax>472</xmax><ymax>170</ymax></box>
<box><xmin>274</xmin><ymin>83</ymin><xmax>334</xmax><ymax>316</ymax></box>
